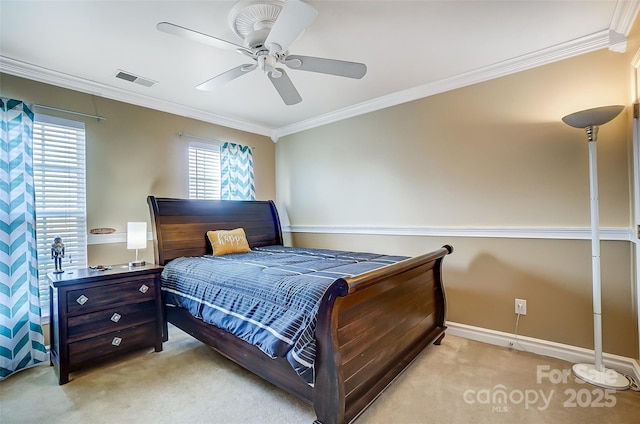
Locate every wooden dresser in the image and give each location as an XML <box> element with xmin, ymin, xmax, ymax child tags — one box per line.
<box><xmin>48</xmin><ymin>264</ymin><xmax>164</xmax><ymax>384</ymax></box>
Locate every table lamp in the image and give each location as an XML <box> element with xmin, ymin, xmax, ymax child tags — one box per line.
<box><xmin>127</xmin><ymin>222</ymin><xmax>147</xmax><ymax>267</ymax></box>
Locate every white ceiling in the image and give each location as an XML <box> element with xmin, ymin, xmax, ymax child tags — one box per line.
<box><xmin>1</xmin><ymin>1</ymin><xmax>638</xmax><ymax>141</ymax></box>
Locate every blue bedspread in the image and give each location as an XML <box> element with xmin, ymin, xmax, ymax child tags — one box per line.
<box><xmin>161</xmin><ymin>245</ymin><xmax>408</xmax><ymax>385</ymax></box>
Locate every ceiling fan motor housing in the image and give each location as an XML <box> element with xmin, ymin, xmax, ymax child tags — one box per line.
<box><xmin>228</xmin><ymin>0</ymin><xmax>285</xmax><ymax>50</ymax></box>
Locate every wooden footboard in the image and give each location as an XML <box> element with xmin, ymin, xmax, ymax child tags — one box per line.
<box><xmin>313</xmin><ymin>245</ymin><xmax>452</xmax><ymax>424</ymax></box>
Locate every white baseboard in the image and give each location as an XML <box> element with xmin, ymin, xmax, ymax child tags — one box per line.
<box><xmin>446</xmin><ymin>321</ymin><xmax>640</xmax><ymax>384</ymax></box>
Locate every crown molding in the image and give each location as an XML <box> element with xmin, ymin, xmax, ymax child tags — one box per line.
<box><xmin>0</xmin><ymin>56</ymin><xmax>273</xmax><ymax>138</ymax></box>
<box><xmin>611</xmin><ymin>0</ymin><xmax>640</xmax><ymax>36</ymax></box>
<box><xmin>609</xmin><ymin>0</ymin><xmax>640</xmax><ymax>53</ymax></box>
<box><xmin>273</xmin><ymin>30</ymin><xmax>610</xmax><ymax>139</ymax></box>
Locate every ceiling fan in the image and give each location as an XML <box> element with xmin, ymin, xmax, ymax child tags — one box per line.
<box><xmin>157</xmin><ymin>0</ymin><xmax>367</xmax><ymax>105</ymax></box>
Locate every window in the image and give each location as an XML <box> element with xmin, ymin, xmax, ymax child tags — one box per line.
<box><xmin>188</xmin><ymin>141</ymin><xmax>256</xmax><ymax>201</ymax></box>
<box><xmin>33</xmin><ymin>114</ymin><xmax>87</xmax><ymax>312</ymax></box>
<box><xmin>188</xmin><ymin>142</ymin><xmax>221</xmax><ymax>199</ymax></box>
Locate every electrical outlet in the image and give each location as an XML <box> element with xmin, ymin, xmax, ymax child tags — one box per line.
<box><xmin>515</xmin><ymin>298</ymin><xmax>527</xmax><ymax>315</ymax></box>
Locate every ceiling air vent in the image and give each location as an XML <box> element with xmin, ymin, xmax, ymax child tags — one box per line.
<box><xmin>115</xmin><ymin>70</ymin><xmax>156</xmax><ymax>87</ymax></box>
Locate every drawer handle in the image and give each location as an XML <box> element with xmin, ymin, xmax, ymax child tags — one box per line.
<box><xmin>112</xmin><ymin>337</ymin><xmax>122</xmax><ymax>346</ymax></box>
<box><xmin>139</xmin><ymin>284</ymin><xmax>149</xmax><ymax>294</ymax></box>
<box><xmin>110</xmin><ymin>313</ymin><xmax>122</xmax><ymax>323</ymax></box>
<box><xmin>76</xmin><ymin>295</ymin><xmax>89</xmax><ymax>305</ymax></box>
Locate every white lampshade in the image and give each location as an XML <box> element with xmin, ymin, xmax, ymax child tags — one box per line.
<box><xmin>562</xmin><ymin>105</ymin><xmax>624</xmax><ymax>129</ymax></box>
<box><xmin>127</xmin><ymin>222</ymin><xmax>147</xmax><ymax>250</ymax></box>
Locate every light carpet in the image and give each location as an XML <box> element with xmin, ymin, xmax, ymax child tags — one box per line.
<box><xmin>1</xmin><ymin>325</ymin><xmax>639</xmax><ymax>423</ymax></box>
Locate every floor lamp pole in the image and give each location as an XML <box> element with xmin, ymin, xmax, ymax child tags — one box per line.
<box><xmin>562</xmin><ymin>105</ymin><xmax>629</xmax><ymax>391</ymax></box>
<box><xmin>586</xmin><ymin>130</ymin><xmax>603</xmax><ymax>372</ymax></box>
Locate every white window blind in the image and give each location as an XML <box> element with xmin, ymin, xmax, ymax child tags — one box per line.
<box><xmin>33</xmin><ymin>114</ymin><xmax>88</xmax><ymax>311</ymax></box>
<box><xmin>188</xmin><ymin>142</ymin><xmax>221</xmax><ymax>199</ymax></box>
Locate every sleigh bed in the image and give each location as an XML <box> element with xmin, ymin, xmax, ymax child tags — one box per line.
<box><xmin>147</xmin><ymin>196</ymin><xmax>452</xmax><ymax>424</ymax></box>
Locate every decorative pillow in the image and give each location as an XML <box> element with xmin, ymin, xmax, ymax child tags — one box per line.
<box><xmin>207</xmin><ymin>228</ymin><xmax>251</xmax><ymax>256</ymax></box>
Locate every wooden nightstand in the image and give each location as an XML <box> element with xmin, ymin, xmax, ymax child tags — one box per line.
<box><xmin>48</xmin><ymin>264</ymin><xmax>164</xmax><ymax>384</ymax></box>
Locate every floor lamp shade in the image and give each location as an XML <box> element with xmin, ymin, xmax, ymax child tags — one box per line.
<box><xmin>561</xmin><ymin>105</ymin><xmax>629</xmax><ymax>390</ymax></box>
<box><xmin>562</xmin><ymin>105</ymin><xmax>625</xmax><ymax>129</ymax></box>
<box><xmin>127</xmin><ymin>222</ymin><xmax>147</xmax><ymax>267</ymax></box>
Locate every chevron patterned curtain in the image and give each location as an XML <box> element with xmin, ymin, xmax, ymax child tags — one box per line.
<box><xmin>220</xmin><ymin>142</ymin><xmax>256</xmax><ymax>200</ymax></box>
<box><xmin>0</xmin><ymin>98</ymin><xmax>47</xmax><ymax>379</ymax></box>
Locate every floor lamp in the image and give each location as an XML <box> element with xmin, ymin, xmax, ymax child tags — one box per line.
<box><xmin>562</xmin><ymin>105</ymin><xmax>629</xmax><ymax>390</ymax></box>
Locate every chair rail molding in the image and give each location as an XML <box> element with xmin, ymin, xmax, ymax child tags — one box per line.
<box><xmin>283</xmin><ymin>225</ymin><xmax>633</xmax><ymax>241</ymax></box>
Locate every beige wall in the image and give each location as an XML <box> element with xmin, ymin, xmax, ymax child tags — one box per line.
<box><xmin>0</xmin><ymin>73</ymin><xmax>276</xmax><ymax>267</ymax></box>
<box><xmin>276</xmin><ymin>47</ymin><xmax>631</xmax><ymax>228</ymax></box>
<box><xmin>276</xmin><ymin>36</ymin><xmax>639</xmax><ymax>358</ymax></box>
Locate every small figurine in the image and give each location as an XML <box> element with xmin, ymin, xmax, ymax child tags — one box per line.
<box><xmin>51</xmin><ymin>236</ymin><xmax>65</xmax><ymax>274</ymax></box>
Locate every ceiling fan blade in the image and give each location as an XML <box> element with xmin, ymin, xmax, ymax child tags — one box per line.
<box><xmin>157</xmin><ymin>22</ymin><xmax>250</xmax><ymax>54</ymax></box>
<box><xmin>285</xmin><ymin>55</ymin><xmax>367</xmax><ymax>79</ymax></box>
<box><xmin>267</xmin><ymin>69</ymin><xmax>302</xmax><ymax>105</ymax></box>
<box><xmin>196</xmin><ymin>64</ymin><xmax>257</xmax><ymax>91</ymax></box>
<box><xmin>264</xmin><ymin>0</ymin><xmax>318</xmax><ymax>54</ymax></box>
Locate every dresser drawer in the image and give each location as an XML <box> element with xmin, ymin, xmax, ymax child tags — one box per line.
<box><xmin>68</xmin><ymin>322</ymin><xmax>157</xmax><ymax>371</ymax></box>
<box><xmin>67</xmin><ymin>301</ymin><xmax>156</xmax><ymax>342</ymax></box>
<box><xmin>67</xmin><ymin>276</ymin><xmax>156</xmax><ymax>314</ymax></box>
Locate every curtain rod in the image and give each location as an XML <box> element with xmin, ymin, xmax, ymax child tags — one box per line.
<box><xmin>178</xmin><ymin>132</ymin><xmax>255</xmax><ymax>150</ymax></box>
<box><xmin>34</xmin><ymin>104</ymin><xmax>106</xmax><ymax>121</ymax></box>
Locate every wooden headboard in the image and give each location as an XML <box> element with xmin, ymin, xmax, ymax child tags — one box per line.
<box><xmin>147</xmin><ymin>196</ymin><xmax>283</xmax><ymax>265</ymax></box>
